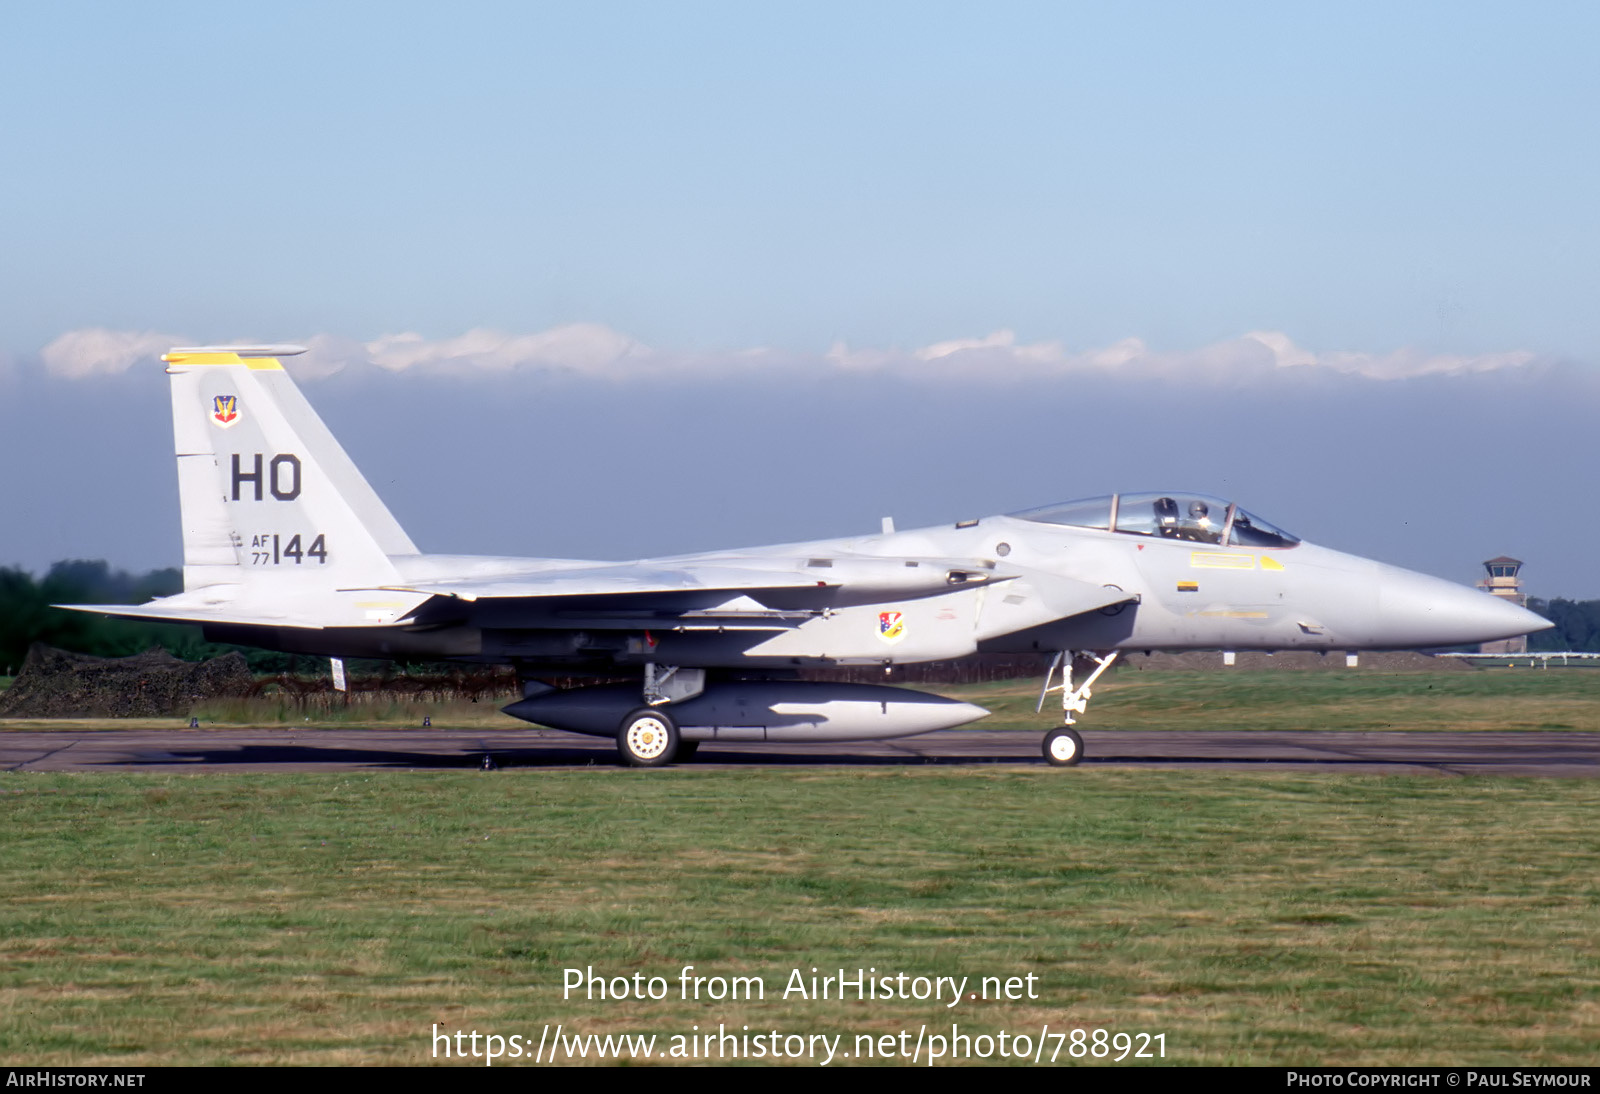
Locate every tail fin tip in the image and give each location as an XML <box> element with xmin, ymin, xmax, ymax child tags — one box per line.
<box><xmin>164</xmin><ymin>345</ymin><xmax>307</xmax><ymax>370</ymax></box>
<box><xmin>165</xmin><ymin>344</ymin><xmax>307</xmax><ymax>359</ymax></box>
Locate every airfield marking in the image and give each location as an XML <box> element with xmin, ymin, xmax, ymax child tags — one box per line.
<box><xmin>0</xmin><ymin>728</ymin><xmax>1597</xmax><ymax>777</ymax></box>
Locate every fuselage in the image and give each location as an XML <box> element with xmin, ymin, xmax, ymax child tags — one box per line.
<box><xmin>198</xmin><ymin>495</ymin><xmax>1547</xmax><ymax>670</ymax></box>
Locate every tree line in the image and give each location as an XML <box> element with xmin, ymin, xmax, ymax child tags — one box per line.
<box><xmin>1527</xmin><ymin>599</ymin><xmax>1600</xmax><ymax>653</ymax></box>
<box><xmin>4</xmin><ymin>561</ymin><xmax>1600</xmax><ymax>676</ymax></box>
<box><xmin>0</xmin><ymin>561</ymin><xmax>298</xmax><ymax>675</ymax></box>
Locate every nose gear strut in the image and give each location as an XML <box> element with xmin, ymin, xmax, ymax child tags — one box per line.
<box><xmin>1036</xmin><ymin>650</ymin><xmax>1119</xmax><ymax>766</ymax></box>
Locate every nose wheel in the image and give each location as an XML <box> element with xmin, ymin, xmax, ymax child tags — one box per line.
<box><xmin>1043</xmin><ymin>726</ymin><xmax>1084</xmax><ymax>767</ymax></box>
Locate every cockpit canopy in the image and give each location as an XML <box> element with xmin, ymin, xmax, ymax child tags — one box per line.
<box><xmin>1009</xmin><ymin>493</ymin><xmax>1300</xmax><ymax>548</ymax></box>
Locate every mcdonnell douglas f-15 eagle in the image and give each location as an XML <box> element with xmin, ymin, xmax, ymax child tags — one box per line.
<box><xmin>65</xmin><ymin>345</ymin><xmax>1550</xmax><ymax>766</ymax></box>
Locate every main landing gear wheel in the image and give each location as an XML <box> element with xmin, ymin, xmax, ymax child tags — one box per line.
<box><xmin>1043</xmin><ymin>726</ymin><xmax>1084</xmax><ymax>767</ymax></box>
<box><xmin>618</xmin><ymin>708</ymin><xmax>679</xmax><ymax>767</ymax></box>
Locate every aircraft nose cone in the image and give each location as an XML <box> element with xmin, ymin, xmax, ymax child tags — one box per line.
<box><xmin>1377</xmin><ymin>568</ymin><xmax>1552</xmax><ymax>648</ymax></box>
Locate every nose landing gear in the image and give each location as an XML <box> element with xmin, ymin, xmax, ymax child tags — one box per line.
<box><xmin>1037</xmin><ymin>650</ymin><xmax>1118</xmax><ymax>766</ymax></box>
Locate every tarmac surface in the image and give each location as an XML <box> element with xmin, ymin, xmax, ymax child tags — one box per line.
<box><xmin>3</xmin><ymin>727</ymin><xmax>1599</xmax><ymax>777</ymax></box>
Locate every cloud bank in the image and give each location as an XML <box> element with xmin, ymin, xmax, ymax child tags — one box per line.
<box><xmin>39</xmin><ymin>329</ymin><xmax>188</xmax><ymax>380</ymax></box>
<box><xmin>32</xmin><ymin>324</ymin><xmax>1542</xmax><ymax>384</ymax></box>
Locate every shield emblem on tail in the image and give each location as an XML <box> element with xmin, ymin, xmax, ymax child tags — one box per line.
<box><xmin>212</xmin><ymin>395</ymin><xmax>240</xmax><ymax>428</ymax></box>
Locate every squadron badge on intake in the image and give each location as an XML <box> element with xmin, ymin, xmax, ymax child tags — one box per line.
<box><xmin>877</xmin><ymin>610</ymin><xmax>906</xmax><ymax>645</ymax></box>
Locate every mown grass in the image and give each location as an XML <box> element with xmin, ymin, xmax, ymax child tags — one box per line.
<box><xmin>2</xmin><ymin>768</ymin><xmax>1598</xmax><ymax>1065</ymax></box>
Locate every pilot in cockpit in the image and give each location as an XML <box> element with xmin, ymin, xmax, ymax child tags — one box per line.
<box><xmin>1185</xmin><ymin>500</ymin><xmax>1221</xmax><ymax>544</ymax></box>
<box><xmin>1156</xmin><ymin>497</ymin><xmax>1223</xmax><ymax>543</ymax></box>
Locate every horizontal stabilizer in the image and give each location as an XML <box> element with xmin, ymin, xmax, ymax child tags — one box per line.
<box><xmin>56</xmin><ymin>583</ymin><xmax>429</xmax><ymax>631</ymax></box>
<box><xmin>54</xmin><ymin>601</ymin><xmax>324</xmax><ymax>630</ymax></box>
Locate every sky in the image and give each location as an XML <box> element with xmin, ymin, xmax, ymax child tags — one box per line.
<box><xmin>2</xmin><ymin>2</ymin><xmax>1598</xmax><ymax>597</ymax></box>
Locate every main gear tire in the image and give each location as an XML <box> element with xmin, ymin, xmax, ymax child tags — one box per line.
<box><xmin>618</xmin><ymin>708</ymin><xmax>680</xmax><ymax>767</ymax></box>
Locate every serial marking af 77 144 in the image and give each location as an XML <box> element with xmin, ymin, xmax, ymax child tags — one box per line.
<box><xmin>68</xmin><ymin>345</ymin><xmax>1551</xmax><ymax>767</ymax></box>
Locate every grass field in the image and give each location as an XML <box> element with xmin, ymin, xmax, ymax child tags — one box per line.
<box><xmin>3</xmin><ymin>765</ymin><xmax>1599</xmax><ymax>1066</ymax></box>
<box><xmin>4</xmin><ymin>667</ymin><xmax>1598</xmax><ymax>1066</ymax></box>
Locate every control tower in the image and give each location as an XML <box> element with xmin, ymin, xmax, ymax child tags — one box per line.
<box><xmin>1477</xmin><ymin>556</ymin><xmax>1529</xmax><ymax>655</ymax></box>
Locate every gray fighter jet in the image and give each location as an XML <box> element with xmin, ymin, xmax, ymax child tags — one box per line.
<box><xmin>66</xmin><ymin>345</ymin><xmax>1550</xmax><ymax>767</ymax></box>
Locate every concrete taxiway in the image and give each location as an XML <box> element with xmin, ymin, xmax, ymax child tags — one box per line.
<box><xmin>2</xmin><ymin>727</ymin><xmax>1597</xmax><ymax>777</ymax></box>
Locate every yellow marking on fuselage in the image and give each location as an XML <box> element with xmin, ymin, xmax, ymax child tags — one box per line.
<box><xmin>1259</xmin><ymin>556</ymin><xmax>1285</xmax><ymax>571</ymax></box>
<box><xmin>1190</xmin><ymin>552</ymin><xmax>1255</xmax><ymax>570</ymax></box>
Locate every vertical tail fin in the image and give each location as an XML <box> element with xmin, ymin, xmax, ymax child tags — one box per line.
<box><xmin>164</xmin><ymin>346</ymin><xmax>417</xmax><ymax>594</ymax></box>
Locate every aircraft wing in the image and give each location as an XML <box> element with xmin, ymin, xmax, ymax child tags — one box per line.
<box><xmin>56</xmin><ymin>554</ymin><xmax>1018</xmax><ymax>634</ymax></box>
<box><xmin>381</xmin><ymin>563</ymin><xmax>840</xmax><ymax>602</ymax></box>
<box><xmin>378</xmin><ymin>565</ymin><xmax>838</xmax><ymax>629</ymax></box>
<box><xmin>381</xmin><ymin>556</ymin><xmax>1013</xmax><ymax>615</ymax></box>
